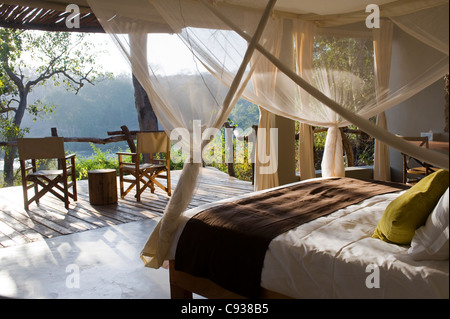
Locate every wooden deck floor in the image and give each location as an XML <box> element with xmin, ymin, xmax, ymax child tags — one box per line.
<box><xmin>0</xmin><ymin>167</ymin><xmax>254</xmax><ymax>248</ymax></box>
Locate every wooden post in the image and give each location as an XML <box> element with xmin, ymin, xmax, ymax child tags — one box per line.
<box><xmin>340</xmin><ymin>128</ymin><xmax>354</xmax><ymax>167</ymax></box>
<box><xmin>51</xmin><ymin>127</ymin><xmax>63</xmax><ymax>170</ymax></box>
<box><xmin>251</xmin><ymin>125</ymin><xmax>258</xmax><ymax>185</ymax></box>
<box><xmin>223</xmin><ymin>122</ymin><xmax>236</xmax><ymax>177</ymax></box>
<box><xmin>120</xmin><ymin>125</ymin><xmax>136</xmax><ymax>153</ymax></box>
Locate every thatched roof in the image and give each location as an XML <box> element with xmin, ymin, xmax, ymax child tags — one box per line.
<box><xmin>0</xmin><ymin>1</ymin><xmax>104</xmax><ymax>33</ymax></box>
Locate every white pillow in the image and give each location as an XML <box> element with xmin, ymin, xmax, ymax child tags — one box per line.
<box><xmin>408</xmin><ymin>188</ymin><xmax>449</xmax><ymax>261</ymax></box>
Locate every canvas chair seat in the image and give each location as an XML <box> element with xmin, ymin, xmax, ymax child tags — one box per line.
<box><xmin>18</xmin><ymin>137</ymin><xmax>77</xmax><ymax>211</ymax></box>
<box><xmin>399</xmin><ymin>136</ymin><xmax>440</xmax><ymax>184</ymax></box>
<box><xmin>117</xmin><ymin>131</ymin><xmax>171</xmax><ymax>202</ymax></box>
<box><xmin>122</xmin><ymin>163</ymin><xmax>166</xmax><ymax>171</ymax></box>
<box><xmin>28</xmin><ymin>169</ymin><xmax>64</xmax><ymax>177</ymax></box>
<box><xmin>406</xmin><ymin>166</ymin><xmax>439</xmax><ymax>175</ymax></box>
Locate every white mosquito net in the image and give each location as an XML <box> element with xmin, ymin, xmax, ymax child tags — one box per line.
<box><xmin>87</xmin><ymin>0</ymin><xmax>449</xmax><ymax>269</ymax></box>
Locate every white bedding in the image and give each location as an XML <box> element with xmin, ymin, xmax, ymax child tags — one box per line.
<box><xmin>169</xmin><ymin>179</ymin><xmax>449</xmax><ymax>299</ymax></box>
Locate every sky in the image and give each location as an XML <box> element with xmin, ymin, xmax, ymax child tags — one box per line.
<box><xmin>90</xmin><ymin>33</ymin><xmax>204</xmax><ymax>77</ymax></box>
<box><xmin>90</xmin><ymin>33</ymin><xmax>131</xmax><ymax>76</ymax></box>
<box><xmin>17</xmin><ymin>31</ymin><xmax>131</xmax><ymax>77</ymax></box>
<box><xmin>18</xmin><ymin>28</ymin><xmax>245</xmax><ymax>80</ymax></box>
<box><xmin>18</xmin><ymin>31</ymin><xmax>197</xmax><ymax>77</ymax></box>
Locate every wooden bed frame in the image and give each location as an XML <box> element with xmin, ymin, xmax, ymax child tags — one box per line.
<box><xmin>169</xmin><ymin>261</ymin><xmax>292</xmax><ymax>299</ymax></box>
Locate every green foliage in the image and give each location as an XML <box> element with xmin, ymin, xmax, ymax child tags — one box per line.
<box><xmin>229</xmin><ymin>99</ymin><xmax>259</xmax><ymax>130</ymax></box>
<box><xmin>0</xmin><ymin>29</ymin><xmax>21</xmax><ymax>142</ymax></box>
<box><xmin>346</xmin><ymin>124</ymin><xmax>375</xmax><ymax>166</ymax></box>
<box><xmin>0</xmin><ymin>28</ymin><xmax>108</xmax><ymax>186</ymax></box>
<box><xmin>0</xmin><ymin>117</ymin><xmax>26</xmax><ymax>140</ymax></box>
<box><xmin>0</xmin><ymin>67</ymin><xmax>17</xmax><ymax>108</ymax></box>
<box><xmin>0</xmin><ymin>169</ymin><xmax>19</xmax><ymax>187</ymax></box>
<box><xmin>313</xmin><ymin>35</ymin><xmax>374</xmax><ymax>92</ymax></box>
<box><xmin>0</xmin><ymin>118</ymin><xmax>28</xmax><ymax>155</ymax></box>
<box><xmin>73</xmin><ymin>144</ymin><xmax>119</xmax><ymax>180</ymax></box>
<box><xmin>308</xmin><ymin>35</ymin><xmax>375</xmax><ymax>169</ymax></box>
<box><xmin>0</xmin><ymin>28</ymin><xmax>22</xmax><ymax>63</ymax></box>
<box><xmin>19</xmin><ymin>31</ymin><xmax>109</xmax><ymax>93</ymax></box>
<box><xmin>308</xmin><ymin>127</ymin><xmax>375</xmax><ymax>170</ymax></box>
<box><xmin>0</xmin><ymin>28</ymin><xmax>108</xmax><ymax>138</ymax></box>
<box><xmin>1</xmin><ymin>30</ymin><xmax>377</xmax><ymax>187</ymax></box>
<box><xmin>219</xmin><ymin>100</ymin><xmax>259</xmax><ymax>181</ymax></box>
<box><xmin>313</xmin><ymin>129</ymin><xmax>328</xmax><ymax>170</ymax></box>
<box><xmin>74</xmin><ymin>144</ymin><xmax>185</xmax><ymax>182</ymax></box>
<box><xmin>27</xmin><ymin>99</ymin><xmax>56</xmax><ymax>122</ymax></box>
<box><xmin>202</xmin><ymin>127</ymin><xmax>255</xmax><ymax>182</ymax></box>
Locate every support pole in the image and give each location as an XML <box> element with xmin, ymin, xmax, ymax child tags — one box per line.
<box><xmin>211</xmin><ymin>0</ymin><xmax>278</xmax><ymax>129</ymax></box>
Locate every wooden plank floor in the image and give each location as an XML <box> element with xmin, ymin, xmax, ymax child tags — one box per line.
<box><xmin>0</xmin><ymin>167</ymin><xmax>254</xmax><ymax>248</ymax></box>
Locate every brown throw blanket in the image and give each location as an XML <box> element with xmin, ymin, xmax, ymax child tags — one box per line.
<box><xmin>175</xmin><ymin>178</ymin><xmax>409</xmax><ymax>298</ymax></box>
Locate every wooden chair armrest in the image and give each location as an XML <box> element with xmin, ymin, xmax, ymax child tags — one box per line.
<box><xmin>65</xmin><ymin>154</ymin><xmax>76</xmax><ymax>159</ymax></box>
<box><xmin>117</xmin><ymin>152</ymin><xmax>137</xmax><ymax>156</ymax></box>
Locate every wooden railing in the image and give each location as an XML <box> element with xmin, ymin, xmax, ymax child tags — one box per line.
<box><xmin>0</xmin><ymin>126</ymin><xmax>160</xmax><ymax>148</ymax></box>
<box><xmin>0</xmin><ymin>125</ymin><xmax>257</xmax><ymax>183</ymax></box>
<box><xmin>0</xmin><ymin>125</ymin><xmax>370</xmax><ymax>182</ymax></box>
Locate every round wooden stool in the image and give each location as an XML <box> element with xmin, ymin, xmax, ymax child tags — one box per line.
<box><xmin>88</xmin><ymin>169</ymin><xmax>118</xmax><ymax>205</ymax></box>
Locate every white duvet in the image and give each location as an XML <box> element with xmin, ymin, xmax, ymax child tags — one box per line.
<box><xmin>169</xmin><ymin>180</ymin><xmax>449</xmax><ymax>299</ymax></box>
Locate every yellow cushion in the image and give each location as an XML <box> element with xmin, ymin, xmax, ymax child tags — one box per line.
<box><xmin>372</xmin><ymin>169</ymin><xmax>449</xmax><ymax>245</ymax></box>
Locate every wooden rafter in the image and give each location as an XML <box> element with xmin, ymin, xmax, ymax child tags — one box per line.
<box><xmin>0</xmin><ymin>3</ymin><xmax>104</xmax><ymax>33</ymax></box>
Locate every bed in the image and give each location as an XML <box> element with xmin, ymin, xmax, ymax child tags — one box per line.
<box><xmin>166</xmin><ymin>173</ymin><xmax>449</xmax><ymax>299</ymax></box>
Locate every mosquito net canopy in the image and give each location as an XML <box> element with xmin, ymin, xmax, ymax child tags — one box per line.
<box><xmin>87</xmin><ymin>0</ymin><xmax>449</xmax><ymax>268</ymax></box>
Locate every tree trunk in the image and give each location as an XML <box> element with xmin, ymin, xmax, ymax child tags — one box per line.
<box><xmin>132</xmin><ymin>74</ymin><xmax>159</xmax><ymax>164</ymax></box>
<box><xmin>3</xmin><ymin>92</ymin><xmax>27</xmax><ymax>186</ymax></box>
<box><xmin>132</xmin><ymin>74</ymin><xmax>158</xmax><ymax>131</ymax></box>
<box><xmin>14</xmin><ymin>91</ymin><xmax>28</xmax><ymax>127</ymax></box>
<box><xmin>3</xmin><ymin>146</ymin><xmax>17</xmax><ymax>186</ymax></box>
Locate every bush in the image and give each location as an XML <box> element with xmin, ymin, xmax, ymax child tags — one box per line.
<box><xmin>73</xmin><ymin>144</ymin><xmax>119</xmax><ymax>180</ymax></box>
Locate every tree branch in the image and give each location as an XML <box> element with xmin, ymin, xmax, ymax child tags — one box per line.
<box><xmin>1</xmin><ymin>98</ymin><xmax>20</xmax><ymax>113</ymax></box>
<box><xmin>60</xmin><ymin>67</ymin><xmax>95</xmax><ymax>94</ymax></box>
<box><xmin>0</xmin><ymin>105</ymin><xmax>17</xmax><ymax>114</ymax></box>
<box><xmin>25</xmin><ymin>59</ymin><xmax>94</xmax><ymax>94</ymax></box>
<box><xmin>3</xmin><ymin>55</ymin><xmax>24</xmax><ymax>92</ymax></box>
<box><xmin>26</xmin><ymin>54</ymin><xmax>64</xmax><ymax>88</ymax></box>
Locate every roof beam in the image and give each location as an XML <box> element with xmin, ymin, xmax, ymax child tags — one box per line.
<box><xmin>0</xmin><ymin>2</ymin><xmax>104</xmax><ymax>32</ymax></box>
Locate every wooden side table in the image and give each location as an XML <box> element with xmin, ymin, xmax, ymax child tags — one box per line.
<box><xmin>88</xmin><ymin>169</ymin><xmax>118</xmax><ymax>205</ymax></box>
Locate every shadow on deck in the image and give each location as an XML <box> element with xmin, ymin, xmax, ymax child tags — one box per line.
<box><xmin>0</xmin><ymin>167</ymin><xmax>254</xmax><ymax>248</ymax></box>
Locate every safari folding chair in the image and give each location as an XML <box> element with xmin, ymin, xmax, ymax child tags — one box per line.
<box><xmin>399</xmin><ymin>136</ymin><xmax>439</xmax><ymax>184</ymax></box>
<box><xmin>18</xmin><ymin>137</ymin><xmax>77</xmax><ymax>210</ymax></box>
<box><xmin>117</xmin><ymin>131</ymin><xmax>171</xmax><ymax>202</ymax></box>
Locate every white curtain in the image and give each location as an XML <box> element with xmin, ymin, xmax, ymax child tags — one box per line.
<box><xmin>296</xmin><ymin>20</ymin><xmax>317</xmax><ymax>181</ymax></box>
<box><xmin>373</xmin><ymin>20</ymin><xmax>394</xmax><ymax>181</ymax></box>
<box><xmin>90</xmin><ymin>0</ymin><xmax>278</xmax><ymax>268</ymax></box>
<box><xmin>251</xmin><ymin>18</ymin><xmax>282</xmax><ymax>191</ymax></box>
<box><xmin>298</xmin><ymin>123</ymin><xmax>316</xmax><ymax>180</ymax></box>
<box><xmin>374</xmin><ymin>112</ymin><xmax>391</xmax><ymax>180</ymax></box>
<box><xmin>390</xmin><ymin>2</ymin><xmax>449</xmax><ymax>55</ymax></box>
<box><xmin>87</xmin><ymin>0</ymin><xmax>449</xmax><ymax>269</ymax></box>
<box><xmin>254</xmin><ymin>108</ymin><xmax>279</xmax><ymax>190</ymax></box>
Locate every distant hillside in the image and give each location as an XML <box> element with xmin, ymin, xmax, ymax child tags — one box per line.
<box><xmin>18</xmin><ymin>73</ymin><xmax>260</xmax><ymax>155</ymax></box>
<box><xmin>21</xmin><ymin>74</ymin><xmax>138</xmax><ymax>153</ymax></box>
